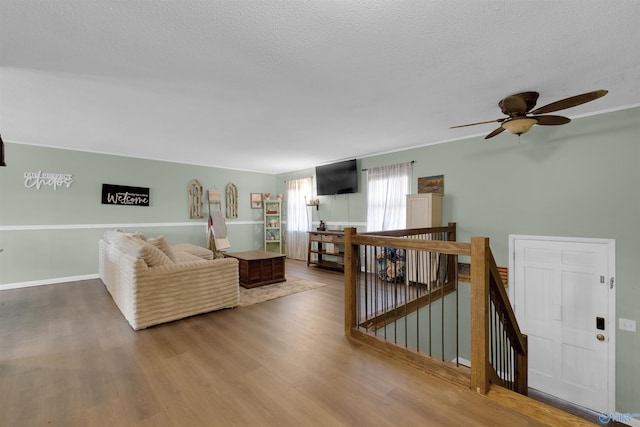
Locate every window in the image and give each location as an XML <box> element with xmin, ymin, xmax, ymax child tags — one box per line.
<box><xmin>366</xmin><ymin>162</ymin><xmax>412</xmax><ymax>232</ymax></box>
<box><xmin>285</xmin><ymin>177</ymin><xmax>314</xmax><ymax>260</ymax></box>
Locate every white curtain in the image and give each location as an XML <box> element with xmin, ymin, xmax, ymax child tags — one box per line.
<box><xmin>286</xmin><ymin>177</ymin><xmax>314</xmax><ymax>260</ymax></box>
<box><xmin>366</xmin><ymin>162</ymin><xmax>412</xmax><ymax>232</ymax></box>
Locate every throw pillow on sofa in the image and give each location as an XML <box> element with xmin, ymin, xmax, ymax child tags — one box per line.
<box><xmin>113</xmin><ymin>235</ymin><xmax>174</xmax><ymax>267</ymax></box>
<box><xmin>138</xmin><ymin>243</ymin><xmax>173</xmax><ymax>267</ymax></box>
<box><xmin>147</xmin><ymin>236</ymin><xmax>178</xmax><ymax>262</ymax></box>
<box><xmin>103</xmin><ymin>229</ymin><xmax>148</xmax><ymax>244</ymax></box>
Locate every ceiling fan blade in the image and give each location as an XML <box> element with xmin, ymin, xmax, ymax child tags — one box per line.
<box><xmin>450</xmin><ymin>118</ymin><xmax>504</xmax><ymax>129</ymax></box>
<box><xmin>499</xmin><ymin>96</ymin><xmax>528</xmax><ymax>115</ymax></box>
<box><xmin>532</xmin><ymin>115</ymin><xmax>571</xmax><ymax>126</ymax></box>
<box><xmin>484</xmin><ymin>126</ymin><xmax>506</xmax><ymax>139</ymax></box>
<box><xmin>519</xmin><ymin>92</ymin><xmax>540</xmax><ymax>112</ymax></box>
<box><xmin>530</xmin><ymin>89</ymin><xmax>608</xmax><ymax>115</ymax></box>
<box><xmin>500</xmin><ymin>92</ymin><xmax>539</xmax><ymax>115</ymax></box>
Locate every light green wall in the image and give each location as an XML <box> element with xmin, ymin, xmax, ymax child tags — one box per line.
<box><xmin>0</xmin><ymin>144</ymin><xmax>275</xmax><ymax>285</ymax></box>
<box><xmin>1</xmin><ymin>107</ymin><xmax>638</xmax><ymax>412</ymax></box>
<box><xmin>276</xmin><ymin>161</ymin><xmax>368</xmax><ymax>231</ymax></box>
<box><xmin>277</xmin><ymin>107</ymin><xmax>640</xmax><ymax>413</ymax></box>
<box><xmin>382</xmin><ymin>292</ymin><xmax>462</xmax><ymax>362</ymax></box>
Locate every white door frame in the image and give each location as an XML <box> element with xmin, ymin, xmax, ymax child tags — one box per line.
<box><xmin>508</xmin><ymin>234</ymin><xmax>616</xmax><ymax>414</ymax></box>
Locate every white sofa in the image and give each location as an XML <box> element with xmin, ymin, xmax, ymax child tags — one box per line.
<box><xmin>98</xmin><ymin>230</ymin><xmax>239</xmax><ymax>330</ymax></box>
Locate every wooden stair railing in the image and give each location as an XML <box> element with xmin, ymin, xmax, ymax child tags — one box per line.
<box><xmin>470</xmin><ymin>237</ymin><xmax>528</xmax><ymax>395</ymax></box>
<box><xmin>489</xmin><ymin>243</ymin><xmax>528</xmax><ymax>394</ymax></box>
<box><xmin>358</xmin><ymin>282</ymin><xmax>456</xmax><ymax>331</ymax></box>
<box><xmin>344</xmin><ymin>229</ymin><xmax>528</xmax><ymax>397</ymax></box>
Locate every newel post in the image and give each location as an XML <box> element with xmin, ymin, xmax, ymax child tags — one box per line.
<box><xmin>447</xmin><ymin>222</ymin><xmax>457</xmax><ymax>285</ymax></box>
<box><xmin>343</xmin><ymin>227</ymin><xmax>358</xmax><ymax>337</ymax></box>
<box><xmin>470</xmin><ymin>237</ymin><xmax>490</xmax><ymax>394</ymax></box>
<box><xmin>516</xmin><ymin>334</ymin><xmax>528</xmax><ymax>395</ymax></box>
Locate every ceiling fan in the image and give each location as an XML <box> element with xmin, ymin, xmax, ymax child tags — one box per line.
<box><xmin>450</xmin><ymin>89</ymin><xmax>608</xmax><ymax>139</ymax></box>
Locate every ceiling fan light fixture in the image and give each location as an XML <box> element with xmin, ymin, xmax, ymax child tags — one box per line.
<box><xmin>502</xmin><ymin>118</ymin><xmax>537</xmax><ymax>135</ymax></box>
<box><xmin>451</xmin><ymin>89</ymin><xmax>607</xmax><ymax>140</ymax></box>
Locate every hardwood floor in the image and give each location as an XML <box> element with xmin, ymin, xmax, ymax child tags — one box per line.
<box><xmin>0</xmin><ymin>260</ymin><xmax>595</xmax><ymax>426</ymax></box>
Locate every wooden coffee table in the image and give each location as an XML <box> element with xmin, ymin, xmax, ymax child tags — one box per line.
<box><xmin>224</xmin><ymin>250</ymin><xmax>286</xmax><ymax>288</ymax></box>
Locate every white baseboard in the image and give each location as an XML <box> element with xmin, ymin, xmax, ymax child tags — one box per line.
<box><xmin>596</xmin><ymin>413</ymin><xmax>640</xmax><ymax>426</ymax></box>
<box><xmin>0</xmin><ymin>274</ymin><xmax>99</xmax><ymax>291</ymax></box>
<box><xmin>451</xmin><ymin>357</ymin><xmax>471</xmax><ymax>367</ymax></box>
<box><xmin>609</xmin><ymin>413</ymin><xmax>640</xmax><ymax>427</ymax></box>
<box><xmin>450</xmin><ymin>356</ymin><xmax>640</xmax><ymax>426</ymax></box>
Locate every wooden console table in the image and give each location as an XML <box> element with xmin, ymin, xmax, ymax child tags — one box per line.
<box><xmin>225</xmin><ymin>250</ymin><xmax>286</xmax><ymax>288</ymax></box>
<box><xmin>307</xmin><ymin>230</ymin><xmax>345</xmax><ymax>271</ymax></box>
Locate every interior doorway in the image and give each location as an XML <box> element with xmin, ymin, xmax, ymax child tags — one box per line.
<box><xmin>509</xmin><ymin>235</ymin><xmax>616</xmax><ymax>414</ymax></box>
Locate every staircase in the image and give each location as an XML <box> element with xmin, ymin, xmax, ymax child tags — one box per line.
<box><xmin>342</xmin><ymin>224</ymin><xmax>528</xmax><ymax>395</ymax></box>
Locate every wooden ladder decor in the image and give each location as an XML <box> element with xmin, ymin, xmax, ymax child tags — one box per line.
<box><xmin>208</xmin><ymin>188</ymin><xmax>222</xmax><ymax>213</ymax></box>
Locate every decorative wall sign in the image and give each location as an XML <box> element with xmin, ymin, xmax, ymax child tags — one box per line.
<box><xmin>102</xmin><ymin>184</ymin><xmax>150</xmax><ymax>206</ymax></box>
<box><xmin>418</xmin><ymin>175</ymin><xmax>444</xmax><ymax>194</ymax></box>
<box><xmin>24</xmin><ymin>171</ymin><xmax>74</xmax><ymax>190</ymax></box>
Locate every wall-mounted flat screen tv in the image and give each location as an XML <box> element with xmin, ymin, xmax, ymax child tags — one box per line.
<box><xmin>316</xmin><ymin>159</ymin><xmax>358</xmax><ymax>195</ymax></box>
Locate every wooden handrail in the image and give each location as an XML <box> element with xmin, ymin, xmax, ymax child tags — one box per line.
<box><xmin>487</xmin><ymin>249</ymin><xmax>528</xmax><ymax>394</ymax></box>
<box><xmin>470</xmin><ymin>237</ymin><xmax>528</xmax><ymax>395</ymax></box>
<box><xmin>359</xmin><ymin>282</ymin><xmax>456</xmax><ymax>330</ymax></box>
<box><xmin>488</xmin><ymin>252</ymin><xmax>526</xmax><ymax>354</ymax></box>
<box><xmin>360</xmin><ymin>225</ymin><xmax>458</xmax><ymax>237</ymax></box>
<box><xmin>349</xmin><ymin>234</ymin><xmax>470</xmax><ymax>256</ymax></box>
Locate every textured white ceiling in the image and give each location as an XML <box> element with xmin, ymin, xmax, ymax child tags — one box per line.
<box><xmin>1</xmin><ymin>1</ymin><xmax>639</xmax><ymax>174</ymax></box>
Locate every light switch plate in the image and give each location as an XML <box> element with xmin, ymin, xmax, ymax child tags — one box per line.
<box><xmin>619</xmin><ymin>318</ymin><xmax>637</xmax><ymax>332</ymax></box>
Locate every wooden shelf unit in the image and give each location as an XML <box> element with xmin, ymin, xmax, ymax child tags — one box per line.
<box><xmin>307</xmin><ymin>230</ymin><xmax>345</xmax><ymax>271</ymax></box>
<box><xmin>264</xmin><ymin>199</ymin><xmax>282</xmax><ymax>253</ymax></box>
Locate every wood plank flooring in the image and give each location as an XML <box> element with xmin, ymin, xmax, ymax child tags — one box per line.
<box><xmin>1</xmin><ymin>260</ymin><xmax>595</xmax><ymax>426</ymax></box>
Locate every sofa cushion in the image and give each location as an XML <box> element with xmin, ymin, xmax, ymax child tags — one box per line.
<box><xmin>147</xmin><ymin>236</ymin><xmax>177</xmax><ymax>262</ymax></box>
<box><xmin>113</xmin><ymin>235</ymin><xmax>173</xmax><ymax>267</ymax></box>
<box><xmin>103</xmin><ymin>229</ymin><xmax>147</xmax><ymax>244</ymax></box>
<box><xmin>172</xmin><ymin>243</ymin><xmax>214</xmax><ymax>261</ymax></box>
<box><xmin>174</xmin><ymin>251</ymin><xmax>207</xmax><ymax>263</ymax></box>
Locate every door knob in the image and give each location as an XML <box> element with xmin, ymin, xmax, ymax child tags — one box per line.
<box><xmin>596</xmin><ymin>334</ymin><xmax>605</xmax><ymax>341</ymax></box>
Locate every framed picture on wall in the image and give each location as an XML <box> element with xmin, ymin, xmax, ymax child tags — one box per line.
<box><xmin>418</xmin><ymin>175</ymin><xmax>444</xmax><ymax>194</ymax></box>
<box><xmin>250</xmin><ymin>192</ymin><xmax>263</xmax><ymax>209</ymax></box>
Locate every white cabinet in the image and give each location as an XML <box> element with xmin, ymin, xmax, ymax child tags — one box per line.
<box><xmin>406</xmin><ymin>193</ymin><xmax>443</xmax><ymax>285</ymax></box>
<box><xmin>406</xmin><ymin>193</ymin><xmax>442</xmax><ymax>228</ymax></box>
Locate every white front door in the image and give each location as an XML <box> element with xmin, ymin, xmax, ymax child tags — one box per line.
<box><xmin>510</xmin><ymin>235</ymin><xmax>615</xmax><ymax>413</ymax></box>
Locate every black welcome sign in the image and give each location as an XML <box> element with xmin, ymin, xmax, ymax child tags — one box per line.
<box><xmin>102</xmin><ymin>184</ymin><xmax>150</xmax><ymax>206</ymax></box>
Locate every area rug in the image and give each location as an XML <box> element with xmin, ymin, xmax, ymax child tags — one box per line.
<box><xmin>239</xmin><ymin>275</ymin><xmax>329</xmax><ymax>307</ymax></box>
